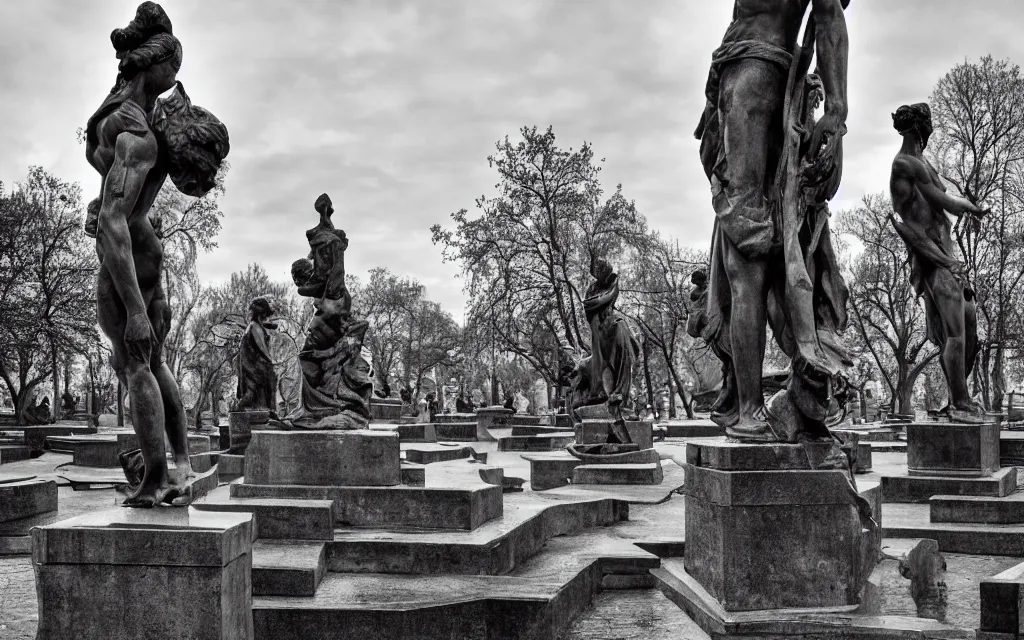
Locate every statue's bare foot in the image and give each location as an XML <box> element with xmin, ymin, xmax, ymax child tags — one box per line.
<box><xmin>725</xmin><ymin>406</ymin><xmax>780</xmax><ymax>443</ymax></box>
<box><xmin>949</xmin><ymin>402</ymin><xmax>990</xmax><ymax>424</ymax></box>
<box><xmin>122</xmin><ymin>482</ymin><xmax>171</xmax><ymax>508</ymax></box>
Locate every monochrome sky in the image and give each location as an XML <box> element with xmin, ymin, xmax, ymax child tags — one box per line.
<box><xmin>2</xmin><ymin>0</ymin><xmax>1023</xmax><ymax>317</ymax></box>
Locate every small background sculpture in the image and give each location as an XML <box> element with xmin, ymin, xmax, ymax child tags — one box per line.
<box><xmin>271</xmin><ymin>194</ymin><xmax>373</xmax><ymax>430</ymax></box>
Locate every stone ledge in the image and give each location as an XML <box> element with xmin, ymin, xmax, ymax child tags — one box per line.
<box><xmin>684</xmin><ymin>464</ymin><xmax>859</xmax><ymax>506</ymax></box>
<box><xmin>572</xmin><ymin>462</ymin><xmax>663</xmax><ymax>485</ymax></box>
<box><xmin>930</xmin><ymin>492</ymin><xmax>1024</xmax><ymax>524</ymax></box>
<box><xmin>252</xmin><ymin>540</ymin><xmax>326</xmax><ymax>596</ymax></box>
<box><xmin>498</xmin><ymin>433</ymin><xmax>574</xmax><ymax>452</ymax></box>
<box><xmin>245</xmin><ymin>429</ymin><xmax>401</xmax><ymax>487</ymax></box>
<box><xmin>230</xmin><ymin>483</ymin><xmax>502</xmax><ymax>531</ymax></box>
<box><xmin>32</xmin><ymin>507</ymin><xmax>253</xmax><ymax>567</ymax></box>
<box><xmin>193</xmin><ymin>497</ymin><xmax>335</xmax><ymax>541</ymax></box>
<box><xmin>0</xmin><ymin>478</ymin><xmax>57</xmax><ymax>523</ymax></box>
<box><xmin>881</xmin><ymin>466</ymin><xmax>1017</xmax><ymax>503</ymax></box>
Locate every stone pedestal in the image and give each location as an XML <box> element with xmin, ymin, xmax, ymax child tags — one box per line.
<box><xmin>883</xmin><ymin>421</ymin><xmax>1015</xmax><ymax>502</ymax></box>
<box><xmin>245</xmin><ymin>430</ymin><xmax>400</xmax><ymax>486</ymax></box>
<box><xmin>228</xmin><ymin>411</ymin><xmax>269</xmax><ymax>454</ymax></box>
<box><xmin>575</xmin><ymin>419</ymin><xmax>653</xmax><ymax>450</ymax></box>
<box><xmin>369</xmin><ymin>397</ymin><xmax>403</xmax><ymax>423</ymax></box>
<box><xmin>907</xmin><ymin>421</ymin><xmax>999</xmax><ymax>477</ymax></box>
<box><xmin>0</xmin><ymin>478</ymin><xmax>57</xmax><ymax>522</ymax></box>
<box><xmin>683</xmin><ymin>438</ymin><xmax>868</xmax><ymax>612</ymax></box>
<box><xmin>33</xmin><ymin>508</ymin><xmax>253</xmax><ymax>640</ymax></box>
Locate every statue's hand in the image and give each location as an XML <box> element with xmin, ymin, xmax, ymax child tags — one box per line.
<box><xmin>124</xmin><ymin>312</ymin><xmax>154</xmax><ymax>363</ymax></box>
<box><xmin>810</xmin><ymin>113</ymin><xmax>847</xmax><ymax>161</ymax></box>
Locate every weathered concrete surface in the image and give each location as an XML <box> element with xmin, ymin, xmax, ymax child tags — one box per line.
<box><xmin>884</xmin><ymin>502</ymin><xmax>1024</xmax><ymax>556</ymax></box>
<box><xmin>498</xmin><ymin>432</ymin><xmax>574</xmax><ymax>452</ymax></box>
<box><xmin>193</xmin><ymin>496</ymin><xmax>335</xmax><ymax>541</ymax></box>
<box><xmin>883</xmin><ymin>466</ymin><xmax>1017</xmax><ymax>503</ymax></box>
<box><xmin>572</xmin><ymin>462</ymin><xmax>663</xmax><ymax>485</ymax></box>
<box><xmin>907</xmin><ymin>421</ymin><xmax>1000</xmax><ymax>477</ymax></box>
<box><xmin>931</xmin><ymin>491</ymin><xmax>1024</xmax><ymax>524</ymax></box>
<box><xmin>245</xmin><ymin>430</ymin><xmax>400</xmax><ymax>487</ymax></box>
<box><xmin>0</xmin><ymin>479</ymin><xmax>57</xmax><ymax>523</ymax></box>
<box><xmin>32</xmin><ymin>508</ymin><xmax>253</xmax><ymax>640</ymax></box>
<box><xmin>563</xmin><ymin>589</ymin><xmax>711</xmax><ymax>640</ymax></box>
<box><xmin>252</xmin><ymin>540</ymin><xmax>326</xmax><ymax>597</ymax></box>
<box><xmin>0</xmin><ymin>445</ymin><xmax>33</xmax><ymax>464</ymax></box>
<box><xmin>575</xmin><ymin>420</ymin><xmax>654</xmax><ymax>450</ymax></box>
<box><xmin>231</xmin><ymin>483</ymin><xmax>503</xmax><ymax>531</ymax></box>
<box><xmin>369</xmin><ymin>398</ymin><xmax>403</xmax><ymax>423</ymax></box>
<box><xmin>368</xmin><ymin>422</ymin><xmax>437</xmax><ymax>442</ymax></box>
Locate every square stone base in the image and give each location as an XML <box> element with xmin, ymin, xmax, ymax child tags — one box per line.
<box><xmin>575</xmin><ymin>420</ymin><xmax>653</xmax><ymax>449</ymax></box>
<box><xmin>683</xmin><ymin>438</ymin><xmax>868</xmax><ymax>612</ymax></box>
<box><xmin>32</xmin><ymin>508</ymin><xmax>253</xmax><ymax>640</ymax></box>
<box><xmin>572</xmin><ymin>462</ymin><xmax>663</xmax><ymax>485</ymax></box>
<box><xmin>245</xmin><ymin>429</ymin><xmax>400</xmax><ymax>486</ymax></box>
<box><xmin>0</xmin><ymin>479</ymin><xmax>57</xmax><ymax>523</ymax></box>
<box><xmin>907</xmin><ymin>421</ymin><xmax>999</xmax><ymax>477</ymax></box>
<box><xmin>882</xmin><ymin>466</ymin><xmax>1017</xmax><ymax>503</ymax></box>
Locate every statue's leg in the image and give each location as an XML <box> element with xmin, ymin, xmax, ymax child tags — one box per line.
<box><xmin>148</xmin><ymin>285</ymin><xmax>193</xmax><ymax>488</ymax></box>
<box><xmin>98</xmin><ymin>266</ymin><xmax>170</xmax><ymax>507</ymax></box>
<box><xmin>927</xmin><ymin>268</ymin><xmax>977</xmax><ymax>414</ymax></box>
<box><xmin>713</xmin><ymin>59</ymin><xmax>784</xmax><ymax>436</ymax></box>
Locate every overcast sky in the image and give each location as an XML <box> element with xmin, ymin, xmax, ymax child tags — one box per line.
<box><xmin>2</xmin><ymin>0</ymin><xmax>1023</xmax><ymax>317</ymax></box>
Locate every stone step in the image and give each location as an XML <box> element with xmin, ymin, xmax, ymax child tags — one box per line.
<box><xmin>325</xmin><ymin>495</ymin><xmax>626</xmax><ymax>575</ymax></box>
<box><xmin>231</xmin><ymin>482</ymin><xmax>503</xmax><ymax>531</ymax></box>
<box><xmin>883</xmin><ymin>502</ymin><xmax>1024</xmax><ymax>556</ymax></box>
<box><xmin>402</xmin><ymin>443</ymin><xmax>483</xmax><ymax>465</ymax></box>
<box><xmin>400</xmin><ymin>461</ymin><xmax>425</xmax><ymax>486</ymax></box>
<box><xmin>1001</xmin><ymin>432</ymin><xmax>1024</xmax><ymax>465</ymax></box>
<box><xmin>434</xmin><ymin>422</ymin><xmax>478</xmax><ymax>441</ymax></box>
<box><xmin>497</xmin><ymin>433</ymin><xmax>574</xmax><ymax>452</ymax></box>
<box><xmin>0</xmin><ymin>478</ymin><xmax>57</xmax><ymax>523</ymax></box>
<box><xmin>572</xmin><ymin>462</ymin><xmax>664</xmax><ymax>485</ymax></box>
<box><xmin>510</xmin><ymin>425</ymin><xmax>572</xmax><ymax>436</ymax></box>
<box><xmin>979</xmin><ymin>559</ymin><xmax>1024</xmax><ymax>638</ymax></box>
<box><xmin>881</xmin><ymin>466</ymin><xmax>1017</xmax><ymax>503</ymax></box>
<box><xmin>661</xmin><ymin>421</ymin><xmax>721</xmax><ymax>438</ymax></box>
<box><xmin>0</xmin><ymin>444</ymin><xmax>33</xmax><ymax>464</ymax></box>
<box><xmin>523</xmin><ymin>453</ymin><xmax>583</xmax><ymax>491</ymax></box>
<box><xmin>252</xmin><ymin>534</ymin><xmax>656</xmax><ymax>640</ymax></box>
<box><xmin>930</xmin><ymin>492</ymin><xmax>1024</xmax><ymax>524</ymax></box>
<box><xmin>252</xmin><ymin>540</ymin><xmax>326</xmax><ymax>597</ymax></box>
<box><xmin>192</xmin><ymin>497</ymin><xmax>335</xmax><ymax>540</ymax></box>
<box><xmin>15</xmin><ymin>424</ymin><xmax>98</xmax><ymax>451</ymax></box>
<box><xmin>368</xmin><ymin>423</ymin><xmax>437</xmax><ymax>442</ymax></box>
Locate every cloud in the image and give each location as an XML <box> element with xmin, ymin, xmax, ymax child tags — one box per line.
<box><xmin>2</xmin><ymin>0</ymin><xmax>1024</xmax><ymax>316</ymax></box>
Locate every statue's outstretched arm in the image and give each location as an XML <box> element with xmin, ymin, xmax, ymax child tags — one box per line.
<box><xmin>98</xmin><ymin>129</ymin><xmax>159</xmax><ymax>361</ymax></box>
<box><xmin>894</xmin><ymin>156</ymin><xmax>985</xmax><ymax>218</ymax></box>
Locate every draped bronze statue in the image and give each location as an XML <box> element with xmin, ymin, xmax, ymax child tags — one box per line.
<box><xmin>694</xmin><ymin>0</ymin><xmax>853</xmax><ymax>444</ymax></box>
<box><xmin>889</xmin><ymin>103</ymin><xmax>989</xmax><ymax>423</ymax></box>
<box><xmin>271</xmin><ymin>194</ymin><xmax>373</xmax><ymax>430</ymax></box>
<box><xmin>235</xmin><ymin>296</ymin><xmax>278</xmax><ymax>413</ymax></box>
<box><xmin>86</xmin><ymin>2</ymin><xmax>229</xmax><ymax>507</ymax></box>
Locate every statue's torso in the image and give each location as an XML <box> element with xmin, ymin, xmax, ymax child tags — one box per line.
<box><xmin>891</xmin><ymin>153</ymin><xmax>955</xmax><ymax>256</ymax></box>
<box><xmin>726</xmin><ymin>0</ymin><xmax>810</xmax><ymax>50</ymax></box>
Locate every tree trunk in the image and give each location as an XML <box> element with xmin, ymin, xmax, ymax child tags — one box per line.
<box><xmin>667</xmin><ymin>376</ymin><xmax>676</xmax><ymax>420</ymax></box>
<box><xmin>642</xmin><ymin>337</ymin><xmax>655</xmax><ymax>413</ymax></box>
<box><xmin>51</xmin><ymin>345</ymin><xmax>59</xmax><ymax>424</ymax></box>
<box><xmin>117</xmin><ymin>380</ymin><xmax>125</xmax><ymax>427</ymax></box>
<box><xmin>992</xmin><ymin>344</ymin><xmax>1006</xmax><ymax>413</ymax></box>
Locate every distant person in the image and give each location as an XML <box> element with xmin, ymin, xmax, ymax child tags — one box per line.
<box><xmin>503</xmin><ymin>393</ymin><xmax>515</xmax><ymax>411</ymax></box>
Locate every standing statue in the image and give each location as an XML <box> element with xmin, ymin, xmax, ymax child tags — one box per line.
<box><xmin>85</xmin><ymin>2</ymin><xmax>229</xmax><ymax>506</ymax></box>
<box><xmin>272</xmin><ymin>194</ymin><xmax>373</xmax><ymax>429</ymax></box>
<box><xmin>579</xmin><ymin>253</ymin><xmax>641</xmax><ymax>443</ymax></box>
<box><xmin>694</xmin><ymin>0</ymin><xmax>852</xmax><ymax>443</ymax></box>
<box><xmin>235</xmin><ymin>296</ymin><xmax>278</xmax><ymax>412</ymax></box>
<box><xmin>889</xmin><ymin>103</ymin><xmax>989</xmax><ymax>423</ymax></box>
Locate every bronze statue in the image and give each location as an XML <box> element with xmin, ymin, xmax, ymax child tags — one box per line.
<box><xmin>889</xmin><ymin>103</ymin><xmax>988</xmax><ymax>423</ymax></box>
<box><xmin>85</xmin><ymin>2</ymin><xmax>229</xmax><ymax>506</ymax></box>
<box><xmin>235</xmin><ymin>296</ymin><xmax>278</xmax><ymax>412</ymax></box>
<box><xmin>272</xmin><ymin>194</ymin><xmax>373</xmax><ymax>430</ymax></box>
<box><xmin>694</xmin><ymin>0</ymin><xmax>852</xmax><ymax>443</ymax></box>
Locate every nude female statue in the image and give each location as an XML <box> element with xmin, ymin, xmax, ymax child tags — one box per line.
<box><xmin>85</xmin><ymin>2</ymin><xmax>229</xmax><ymax>506</ymax></box>
<box><xmin>890</xmin><ymin>103</ymin><xmax>988</xmax><ymax>423</ymax></box>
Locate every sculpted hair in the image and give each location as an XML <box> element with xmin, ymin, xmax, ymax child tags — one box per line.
<box><xmin>110</xmin><ymin>2</ymin><xmax>181</xmax><ymax>83</ymax></box>
<box><xmin>892</xmin><ymin>103</ymin><xmax>933</xmax><ymax>137</ymax></box>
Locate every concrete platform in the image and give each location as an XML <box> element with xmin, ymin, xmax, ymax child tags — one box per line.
<box><xmin>931</xmin><ymin>491</ymin><xmax>1024</xmax><ymax>524</ymax></box>
<box><xmin>368</xmin><ymin>423</ymin><xmax>437</xmax><ymax>442</ymax></box>
<box><xmin>1001</xmin><ymin>431</ymin><xmax>1024</xmax><ymax>465</ymax></box>
<box><xmin>0</xmin><ymin>444</ymin><xmax>33</xmax><ymax>464</ymax></box>
<box><xmin>0</xmin><ymin>478</ymin><xmax>57</xmax><ymax>523</ymax></box>
<box><xmin>653</xmin><ymin>557</ymin><xmax>970</xmax><ymax>640</ymax></box>
<box><xmin>46</xmin><ymin>434</ymin><xmax>120</xmax><ymax>467</ymax></box>
<box><xmin>661</xmin><ymin>420</ymin><xmax>721</xmax><ymax>439</ymax></box>
<box><xmin>402</xmin><ymin>443</ymin><xmax>482</xmax><ymax>465</ymax></box>
<box><xmin>9</xmin><ymin>424</ymin><xmax>98</xmax><ymax>451</ymax></box>
<box><xmin>253</xmin><ymin>540</ymin><xmax>327</xmax><ymax>597</ymax></box>
<box><xmin>434</xmin><ymin>422</ymin><xmax>478</xmax><ymax>441</ymax></box>
<box><xmin>497</xmin><ymin>432</ymin><xmax>574</xmax><ymax>452</ymax></box>
<box><xmin>252</xmin><ymin>534</ymin><xmax>658</xmax><ymax>640</ymax></box>
<box><xmin>193</xmin><ymin>496</ymin><xmax>335</xmax><ymax>540</ymax></box>
<box><xmin>230</xmin><ymin>482</ymin><xmax>503</xmax><ymax>531</ymax></box>
<box><xmin>572</xmin><ymin>462</ymin><xmax>664</xmax><ymax>485</ymax></box>
<box><xmin>883</xmin><ymin>502</ymin><xmax>1024</xmax><ymax>556</ymax></box>
<box><xmin>882</xmin><ymin>466</ymin><xmax>1017</xmax><ymax>503</ymax></box>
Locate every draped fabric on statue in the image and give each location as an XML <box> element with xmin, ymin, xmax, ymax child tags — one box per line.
<box><xmin>235</xmin><ymin>321</ymin><xmax>277</xmax><ymax>411</ymax></box>
<box><xmin>582</xmin><ymin>274</ymin><xmax>640</xmax><ymax>407</ymax></box>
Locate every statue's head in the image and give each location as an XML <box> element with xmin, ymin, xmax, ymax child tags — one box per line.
<box><xmin>111</xmin><ymin>2</ymin><xmax>181</xmax><ymax>96</ymax></box>
<box><xmin>592</xmin><ymin>258</ymin><xmax>613</xmax><ymax>284</ymax></box>
<box><xmin>291</xmin><ymin>258</ymin><xmax>314</xmax><ymax>287</ymax></box>
<box><xmin>690</xmin><ymin>269</ymin><xmax>708</xmax><ymax>288</ymax></box>
<box><xmin>893</xmin><ymin>103</ymin><xmax>933</xmax><ymax>147</ymax></box>
<box><xmin>315</xmin><ymin>193</ymin><xmax>334</xmax><ymax>217</ymax></box>
<box><xmin>249</xmin><ymin>295</ymin><xmax>276</xmax><ymax>321</ymax></box>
